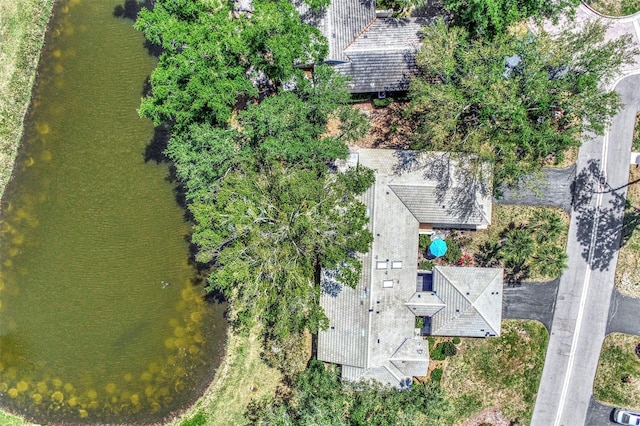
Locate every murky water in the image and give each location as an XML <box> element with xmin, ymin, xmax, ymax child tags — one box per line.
<box><xmin>0</xmin><ymin>0</ymin><xmax>226</xmax><ymax>423</ymax></box>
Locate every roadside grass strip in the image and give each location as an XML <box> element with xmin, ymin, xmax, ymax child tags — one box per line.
<box><xmin>587</xmin><ymin>0</ymin><xmax>640</xmax><ymax>16</ymax></box>
<box><xmin>443</xmin><ymin>320</ymin><xmax>549</xmax><ymax>424</ymax></box>
<box><xmin>616</xmin><ymin>164</ymin><xmax>640</xmax><ymax>298</ymax></box>
<box><xmin>594</xmin><ymin>333</ymin><xmax>640</xmax><ymax>411</ymax></box>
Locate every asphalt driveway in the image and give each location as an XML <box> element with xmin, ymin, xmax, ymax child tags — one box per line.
<box><xmin>502</xmin><ymin>280</ymin><xmax>559</xmax><ymax>332</ymax></box>
<box><xmin>496</xmin><ymin>166</ymin><xmax>576</xmax><ymax>213</ymax></box>
<box><xmin>607</xmin><ymin>290</ymin><xmax>640</xmax><ymax>336</ymax></box>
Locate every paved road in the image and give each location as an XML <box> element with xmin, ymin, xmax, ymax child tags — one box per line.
<box><xmin>497</xmin><ymin>166</ymin><xmax>575</xmax><ymax>213</ymax></box>
<box><xmin>607</xmin><ymin>289</ymin><xmax>640</xmax><ymax>335</ymax></box>
<box><xmin>502</xmin><ymin>280</ymin><xmax>559</xmax><ymax>332</ymax></box>
<box><xmin>531</xmin><ymin>76</ymin><xmax>640</xmax><ymax>426</ymax></box>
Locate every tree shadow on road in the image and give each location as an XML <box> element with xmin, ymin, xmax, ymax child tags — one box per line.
<box><xmin>572</xmin><ymin>159</ymin><xmax>626</xmax><ymax>272</ymax></box>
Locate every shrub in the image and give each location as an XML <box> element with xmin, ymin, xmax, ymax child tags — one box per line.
<box><xmin>419</xmin><ymin>260</ymin><xmax>435</xmax><ymax>270</ymax></box>
<box><xmin>444</xmin><ymin>237</ymin><xmax>462</xmax><ymax>264</ymax></box>
<box><xmin>458</xmin><ymin>253</ymin><xmax>474</xmax><ymax>266</ymax></box>
<box><xmin>373</xmin><ymin>97</ymin><xmax>394</xmax><ymax>107</ymax></box>
<box><xmin>181</xmin><ymin>411</ymin><xmax>207</xmax><ymax>426</ymax></box>
<box><xmin>441</xmin><ymin>341</ymin><xmax>457</xmax><ymax>357</ymax></box>
<box><xmin>419</xmin><ymin>234</ymin><xmax>431</xmax><ymax>252</ymax></box>
<box><xmin>415</xmin><ymin>316</ymin><xmax>425</xmax><ymax>329</ymax></box>
<box><xmin>430</xmin><ymin>343</ymin><xmax>446</xmax><ymax>361</ymax></box>
<box><xmin>431</xmin><ymin>341</ymin><xmax>457</xmax><ymax>360</ymax></box>
<box><xmin>430</xmin><ymin>368</ymin><xmax>443</xmax><ymax>383</ymax></box>
<box><xmin>453</xmin><ymin>337</ymin><xmax>461</xmax><ymax>345</ymax></box>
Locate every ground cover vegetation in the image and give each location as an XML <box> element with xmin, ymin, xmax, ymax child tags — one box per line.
<box><xmin>442</xmin><ymin>320</ymin><xmax>549</xmax><ymax>423</ymax></box>
<box><xmin>586</xmin><ymin>0</ymin><xmax>640</xmax><ymax>16</ymax></box>
<box><xmin>0</xmin><ymin>0</ymin><xmax>55</xmax><ymax>203</ymax></box>
<box><xmin>246</xmin><ymin>359</ymin><xmax>457</xmax><ymax>425</ymax></box>
<box><xmin>593</xmin><ymin>333</ymin><xmax>640</xmax><ymax>410</ymax></box>
<box><xmin>408</xmin><ymin>17</ymin><xmax>639</xmax><ymax>193</ymax></box>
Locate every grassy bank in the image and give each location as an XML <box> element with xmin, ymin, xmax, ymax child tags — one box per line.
<box><xmin>169</xmin><ymin>328</ymin><xmax>282</xmax><ymax>426</ymax></box>
<box><xmin>593</xmin><ymin>333</ymin><xmax>640</xmax><ymax>410</ymax></box>
<box><xmin>0</xmin><ymin>0</ymin><xmax>54</xmax><ymax>424</ymax></box>
<box><xmin>0</xmin><ymin>0</ymin><xmax>55</xmax><ymax>203</ymax></box>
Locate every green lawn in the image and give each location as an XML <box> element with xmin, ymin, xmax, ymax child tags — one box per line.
<box><xmin>171</xmin><ymin>328</ymin><xmax>283</xmax><ymax>426</ymax></box>
<box><xmin>594</xmin><ymin>333</ymin><xmax>640</xmax><ymax>410</ymax></box>
<box><xmin>616</xmin><ymin>166</ymin><xmax>640</xmax><ymax>298</ymax></box>
<box><xmin>442</xmin><ymin>320</ymin><xmax>549</xmax><ymax>423</ymax></box>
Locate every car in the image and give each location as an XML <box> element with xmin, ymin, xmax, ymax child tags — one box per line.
<box><xmin>614</xmin><ymin>408</ymin><xmax>640</xmax><ymax>425</ymax></box>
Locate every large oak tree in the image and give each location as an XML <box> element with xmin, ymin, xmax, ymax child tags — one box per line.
<box><xmin>191</xmin><ymin>164</ymin><xmax>374</xmax><ymax>337</ymax></box>
<box><xmin>409</xmin><ymin>19</ymin><xmax>638</xmax><ymax>191</ymax></box>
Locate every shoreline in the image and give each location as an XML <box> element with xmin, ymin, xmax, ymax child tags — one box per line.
<box><xmin>0</xmin><ymin>0</ymin><xmax>55</xmax><ymax>424</ymax></box>
<box><xmin>0</xmin><ymin>0</ymin><xmax>55</xmax><ymax>207</ymax></box>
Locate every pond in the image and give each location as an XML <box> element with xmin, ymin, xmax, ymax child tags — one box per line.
<box><xmin>0</xmin><ymin>0</ymin><xmax>226</xmax><ymax>423</ymax></box>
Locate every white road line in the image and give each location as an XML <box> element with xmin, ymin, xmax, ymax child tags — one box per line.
<box><xmin>554</xmin><ymin>128</ymin><xmax>611</xmax><ymax>426</ymax></box>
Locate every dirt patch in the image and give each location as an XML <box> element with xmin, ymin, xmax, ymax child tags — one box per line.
<box><xmin>460</xmin><ymin>407</ymin><xmax>512</xmax><ymax>426</ymax></box>
<box><xmin>351</xmin><ymin>101</ymin><xmax>414</xmax><ymax>149</ymax></box>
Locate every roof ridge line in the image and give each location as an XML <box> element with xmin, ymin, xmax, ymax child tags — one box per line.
<box><xmin>383</xmin><ymin>363</ymin><xmax>403</xmax><ymax>382</ymax></box>
<box><xmin>469</xmin><ymin>270</ymin><xmax>502</xmax><ymax>334</ymax></box>
<box><xmin>388</xmin><ymin>185</ymin><xmax>422</xmax><ymax>222</ymax></box>
<box><xmin>343</xmin><ymin>17</ymin><xmax>378</xmax><ymax>55</ymax></box>
<box><xmin>435</xmin><ymin>266</ymin><xmax>474</xmax><ymax>305</ymax></box>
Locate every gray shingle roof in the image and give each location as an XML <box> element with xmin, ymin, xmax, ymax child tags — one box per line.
<box><xmin>338</xmin><ymin>18</ymin><xmax>426</xmax><ymax>93</ymax></box>
<box><xmin>295</xmin><ymin>0</ymin><xmax>427</xmax><ymax>93</ymax></box>
<box><xmin>389</xmin><ymin>337</ymin><xmax>429</xmax><ymax>377</ymax></box>
<box><xmin>318</xmin><ymin>185</ymin><xmax>375</xmax><ymax>368</ymax></box>
<box><xmin>295</xmin><ymin>0</ymin><xmax>375</xmax><ymax>63</ymax></box>
<box><xmin>356</xmin><ymin>148</ymin><xmax>492</xmax><ymax>229</ymax></box>
<box><xmin>431</xmin><ymin>266</ymin><xmax>503</xmax><ymax>337</ymax></box>
<box><xmin>318</xmin><ymin>149</ymin><xmax>501</xmax><ymax>387</ymax></box>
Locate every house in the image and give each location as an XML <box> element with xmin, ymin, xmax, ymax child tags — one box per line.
<box><xmin>296</xmin><ymin>0</ymin><xmax>428</xmax><ymax>95</ymax></box>
<box><xmin>318</xmin><ymin>148</ymin><xmax>503</xmax><ymax>387</ymax></box>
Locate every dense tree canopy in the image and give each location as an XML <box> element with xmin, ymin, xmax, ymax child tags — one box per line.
<box><xmin>409</xmin><ymin>19</ymin><xmax>638</xmax><ymax>190</ymax></box>
<box><xmin>165</xmin><ymin>65</ymin><xmax>369</xmax><ymax>204</ymax></box>
<box><xmin>443</xmin><ymin>0</ymin><xmax>579</xmax><ymax>39</ymax></box>
<box><xmin>136</xmin><ymin>0</ymin><xmax>374</xmax><ymax>339</ymax></box>
<box><xmin>135</xmin><ymin>0</ymin><xmax>327</xmax><ymax>129</ymax></box>
<box><xmin>248</xmin><ymin>359</ymin><xmax>453</xmax><ymax>425</ymax></box>
<box><xmin>191</xmin><ymin>165</ymin><xmax>374</xmax><ymax>337</ymax></box>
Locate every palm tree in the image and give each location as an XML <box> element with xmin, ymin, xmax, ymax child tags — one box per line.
<box><xmin>534</xmin><ymin>245</ymin><xmax>568</xmax><ymax>278</ymax></box>
<box><xmin>531</xmin><ymin>210</ymin><xmax>566</xmax><ymax>244</ymax></box>
<box><xmin>500</xmin><ymin>223</ymin><xmax>535</xmax><ymax>267</ymax></box>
